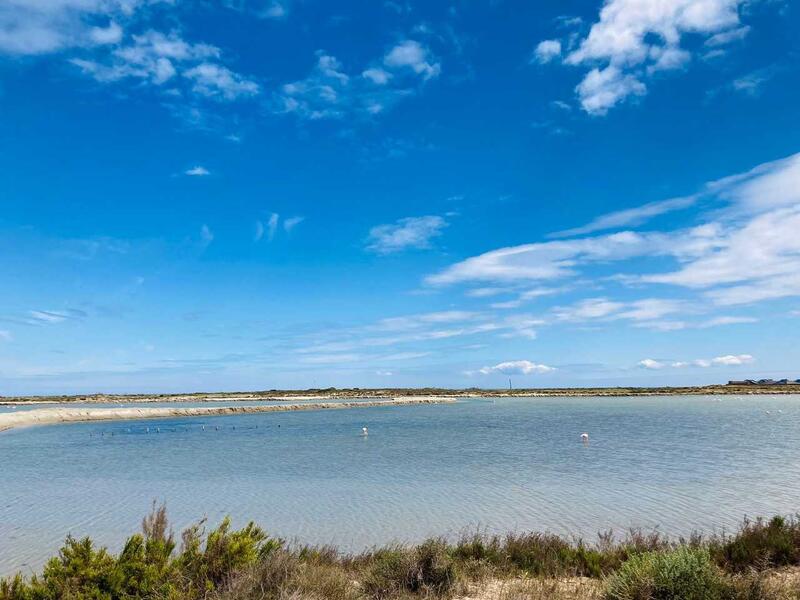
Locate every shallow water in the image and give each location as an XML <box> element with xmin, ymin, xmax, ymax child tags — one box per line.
<box><xmin>2</xmin><ymin>395</ymin><xmax>800</xmax><ymax>575</ymax></box>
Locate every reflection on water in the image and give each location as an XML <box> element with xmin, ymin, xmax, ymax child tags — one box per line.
<box><xmin>2</xmin><ymin>395</ymin><xmax>800</xmax><ymax>575</ymax></box>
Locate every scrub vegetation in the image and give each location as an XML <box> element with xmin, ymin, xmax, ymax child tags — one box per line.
<box><xmin>2</xmin><ymin>509</ymin><xmax>800</xmax><ymax>600</ymax></box>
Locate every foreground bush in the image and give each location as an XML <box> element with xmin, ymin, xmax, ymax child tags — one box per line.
<box><xmin>604</xmin><ymin>547</ymin><xmax>723</xmax><ymax>600</ymax></box>
<box><xmin>3</xmin><ymin>509</ymin><xmax>800</xmax><ymax>600</ymax></box>
<box><xmin>713</xmin><ymin>517</ymin><xmax>800</xmax><ymax>573</ymax></box>
<box><xmin>361</xmin><ymin>540</ymin><xmax>459</xmax><ymax>599</ymax></box>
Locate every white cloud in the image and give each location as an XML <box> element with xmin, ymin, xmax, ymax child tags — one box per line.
<box><xmin>277</xmin><ymin>54</ymin><xmax>352</xmax><ymax>119</ymax></box>
<box><xmin>705</xmin><ymin>25</ymin><xmax>750</xmax><ymax>47</ymax></box>
<box><xmin>89</xmin><ymin>21</ymin><xmax>123</xmax><ymax>45</ymax></box>
<box><xmin>479</xmin><ymin>360</ymin><xmax>556</xmax><ymax>375</ymax></box>
<box><xmin>362</xmin><ymin>67</ymin><xmax>391</xmax><ymax>85</ymax></box>
<box><xmin>277</xmin><ymin>41</ymin><xmax>439</xmax><ymax>122</ymax></box>
<box><xmin>638</xmin><ymin>358</ymin><xmax>665</xmax><ymax>370</ymax></box>
<box><xmin>552</xmin><ymin>297</ymin><xmax>686</xmax><ymax>326</ymax></box>
<box><xmin>645</xmin><ymin>206</ymin><xmax>800</xmax><ymax>293</ymax></box>
<box><xmin>554</xmin><ymin>152</ymin><xmax>800</xmax><ymax>241</ymax></box>
<box><xmin>253</xmin><ymin>213</ymin><xmax>282</xmax><ymax>242</ymax></box>
<box><xmin>261</xmin><ymin>1</ymin><xmax>287</xmax><ymax>19</ymax></box>
<box><xmin>0</xmin><ymin>0</ymin><xmax>138</xmax><ymax>56</ymax></box>
<box><xmin>0</xmin><ymin>330</ymin><xmax>11</xmax><ymax>341</ymax></box>
<box><xmin>267</xmin><ymin>213</ymin><xmax>279</xmax><ymax>241</ymax></box>
<box><xmin>554</xmin><ymin>297</ymin><xmax>625</xmax><ymax>321</ymax></box>
<box><xmin>283</xmin><ymin>216</ymin><xmax>304</xmax><ymax>233</ymax></box>
<box><xmin>426</xmin><ymin>228</ymin><xmax>715</xmax><ymax>286</ymax></box>
<box><xmin>183</xmin><ymin>63</ymin><xmax>259</xmax><ymax>100</ymax></box>
<box><xmin>185</xmin><ymin>165</ymin><xmax>210</xmax><ymax>176</ymax></box>
<box><xmin>380</xmin><ymin>351</ymin><xmax>431</xmax><ymax>361</ymax></box>
<box><xmin>700</xmin><ymin>316</ymin><xmax>757</xmax><ymax>327</ymax></box>
<box><xmin>71</xmin><ymin>30</ymin><xmax>219</xmax><ymax>85</ymax></box>
<box><xmin>640</xmin><ymin>353</ymin><xmax>754</xmax><ymax>369</ymax></box>
<box><xmin>374</xmin><ymin>310</ymin><xmax>481</xmax><ymax>332</ymax></box>
<box><xmin>383</xmin><ymin>40</ymin><xmax>440</xmax><ymax>80</ymax></box>
<box><xmin>429</xmin><ymin>151</ymin><xmax>800</xmax><ymax>312</ymax></box>
<box><xmin>550</xmin><ymin>195</ymin><xmax>697</xmax><ymax>238</ymax></box>
<box><xmin>200</xmin><ymin>224</ymin><xmax>214</xmax><ymax>245</ymax></box>
<box><xmin>707</xmin><ymin>274</ymin><xmax>800</xmax><ymax>306</ymax></box>
<box><xmin>28</xmin><ymin>309</ymin><xmax>86</xmax><ymax>324</ymax></box>
<box><xmin>70</xmin><ymin>29</ymin><xmax>259</xmax><ymax>103</ymax></box>
<box><xmin>575</xmin><ymin>65</ymin><xmax>646</xmax><ymax>116</ymax></box>
<box><xmin>731</xmin><ymin>69</ymin><xmax>772</xmax><ymax>96</ymax></box>
<box><xmin>711</xmin><ymin>353</ymin><xmax>754</xmax><ymax>366</ymax></box>
<box><xmin>561</xmin><ymin>0</ymin><xmax>750</xmax><ymax>114</ymax></box>
<box><xmin>294</xmin><ymin>311</ymin><xmax>545</xmax><ymax>361</ymax></box>
<box><xmin>465</xmin><ymin>287</ymin><xmax>510</xmax><ymax>298</ymax></box>
<box><xmin>300</xmin><ymin>353</ymin><xmax>361</xmax><ymax>365</ymax></box>
<box><xmin>532</xmin><ymin>39</ymin><xmax>561</xmax><ymax>64</ymax></box>
<box><xmin>367</xmin><ymin>215</ymin><xmax>447</xmax><ymax>254</ymax></box>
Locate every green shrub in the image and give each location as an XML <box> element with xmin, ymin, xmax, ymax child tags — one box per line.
<box><xmin>39</xmin><ymin>535</ymin><xmax>117</xmax><ymax>599</ymax></box>
<box><xmin>110</xmin><ymin>504</ymin><xmax>177</xmax><ymax>598</ymax></box>
<box><xmin>362</xmin><ymin>548</ymin><xmax>414</xmax><ymax>599</ymax></box>
<box><xmin>175</xmin><ymin>517</ymin><xmax>280</xmax><ymax>597</ymax></box>
<box><xmin>713</xmin><ymin>517</ymin><xmax>800</xmax><ymax>572</ymax></box>
<box><xmin>362</xmin><ymin>540</ymin><xmax>458</xmax><ymax>599</ymax></box>
<box><xmin>604</xmin><ymin>547</ymin><xmax>723</xmax><ymax>600</ymax></box>
<box><xmin>408</xmin><ymin>540</ymin><xmax>458</xmax><ymax>596</ymax></box>
<box><xmin>0</xmin><ymin>574</ymin><xmax>31</xmax><ymax>600</ymax></box>
<box><xmin>211</xmin><ymin>549</ymin><xmax>300</xmax><ymax>600</ymax></box>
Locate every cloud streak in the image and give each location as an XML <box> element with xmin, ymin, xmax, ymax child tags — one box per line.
<box><xmin>639</xmin><ymin>354</ymin><xmax>754</xmax><ymax>369</ymax></box>
<box><xmin>367</xmin><ymin>215</ymin><xmax>447</xmax><ymax>254</ymax></box>
<box><xmin>477</xmin><ymin>360</ymin><xmax>556</xmax><ymax>375</ymax></box>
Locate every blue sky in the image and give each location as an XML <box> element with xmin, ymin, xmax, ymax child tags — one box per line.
<box><xmin>1</xmin><ymin>0</ymin><xmax>799</xmax><ymax>394</ymax></box>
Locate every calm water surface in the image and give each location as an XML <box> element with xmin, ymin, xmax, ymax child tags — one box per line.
<box><xmin>2</xmin><ymin>395</ymin><xmax>800</xmax><ymax>575</ymax></box>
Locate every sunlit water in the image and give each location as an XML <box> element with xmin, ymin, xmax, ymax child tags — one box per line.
<box><xmin>2</xmin><ymin>395</ymin><xmax>800</xmax><ymax>575</ymax></box>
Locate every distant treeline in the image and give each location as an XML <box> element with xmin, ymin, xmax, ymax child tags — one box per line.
<box><xmin>4</xmin><ymin>384</ymin><xmax>800</xmax><ymax>404</ymax></box>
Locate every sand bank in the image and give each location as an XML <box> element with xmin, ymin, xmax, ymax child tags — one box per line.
<box><xmin>0</xmin><ymin>398</ymin><xmax>455</xmax><ymax>433</ymax></box>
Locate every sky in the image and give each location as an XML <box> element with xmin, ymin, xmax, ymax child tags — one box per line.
<box><xmin>1</xmin><ymin>0</ymin><xmax>799</xmax><ymax>394</ymax></box>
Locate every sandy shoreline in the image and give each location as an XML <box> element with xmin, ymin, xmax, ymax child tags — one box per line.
<box><xmin>0</xmin><ymin>398</ymin><xmax>456</xmax><ymax>433</ymax></box>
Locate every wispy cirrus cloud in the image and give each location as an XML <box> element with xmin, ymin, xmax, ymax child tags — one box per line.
<box><xmin>476</xmin><ymin>360</ymin><xmax>556</xmax><ymax>376</ymax></box>
<box><xmin>254</xmin><ymin>213</ymin><xmax>303</xmax><ymax>242</ymax></box>
<box><xmin>294</xmin><ymin>310</ymin><xmax>546</xmax><ymax>360</ymax></box>
<box><xmin>366</xmin><ymin>215</ymin><xmax>447</xmax><ymax>255</ymax></box>
<box><xmin>71</xmin><ymin>30</ymin><xmax>260</xmax><ymax>102</ymax></box>
<box><xmin>284</xmin><ymin>216</ymin><xmax>304</xmax><ymax>233</ymax></box>
<box><xmin>426</xmin><ymin>227</ymin><xmax>719</xmax><ymax>286</ymax></box>
<box><xmin>639</xmin><ymin>354</ymin><xmax>754</xmax><ymax>370</ymax></box>
<box><xmin>428</xmin><ymin>151</ymin><xmax>800</xmax><ymax>311</ymax></box>
<box><xmin>200</xmin><ymin>224</ymin><xmax>214</xmax><ymax>246</ymax></box>
<box><xmin>275</xmin><ymin>39</ymin><xmax>440</xmax><ymax>121</ymax></box>
<box><xmin>550</xmin><ymin>195</ymin><xmax>697</xmax><ymax>238</ymax></box>
<box><xmin>1</xmin><ymin>308</ymin><xmax>88</xmax><ymax>327</ymax></box>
